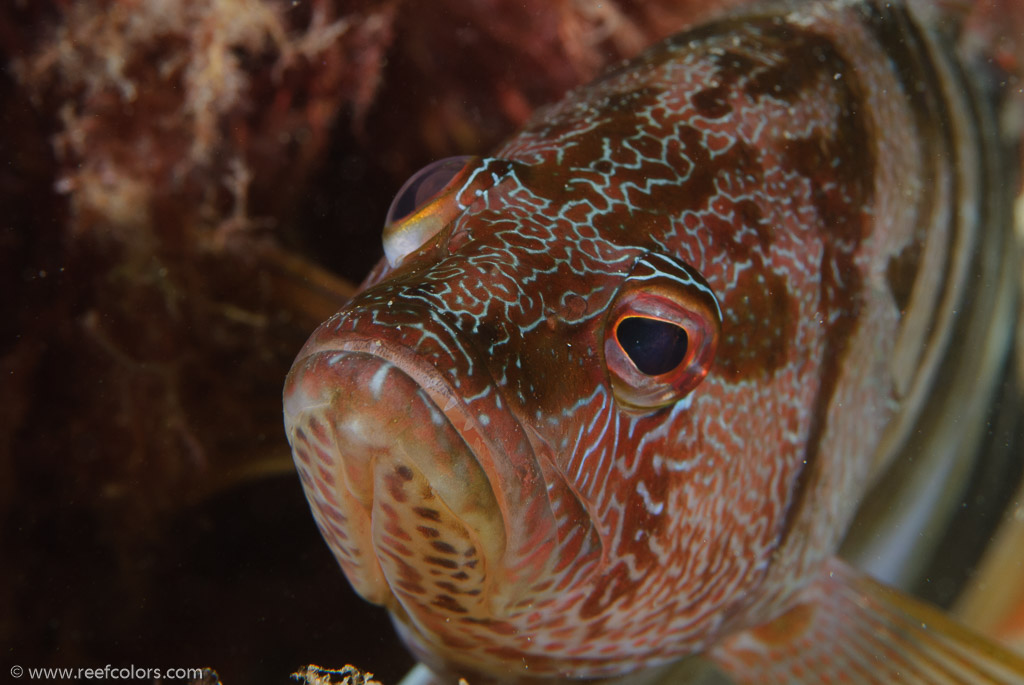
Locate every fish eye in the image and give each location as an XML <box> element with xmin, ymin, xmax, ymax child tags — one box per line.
<box><xmin>615</xmin><ymin>317</ymin><xmax>689</xmax><ymax>376</ymax></box>
<box><xmin>385</xmin><ymin>156</ymin><xmax>473</xmax><ymax>226</ymax></box>
<box><xmin>604</xmin><ymin>254</ymin><xmax>721</xmax><ymax>410</ymax></box>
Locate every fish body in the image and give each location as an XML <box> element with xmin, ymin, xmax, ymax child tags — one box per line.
<box><xmin>284</xmin><ymin>0</ymin><xmax>1023</xmax><ymax>681</ymax></box>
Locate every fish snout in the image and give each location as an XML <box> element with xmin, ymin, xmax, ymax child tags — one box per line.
<box><xmin>283</xmin><ymin>346</ymin><xmax>557</xmax><ymax>638</ymax></box>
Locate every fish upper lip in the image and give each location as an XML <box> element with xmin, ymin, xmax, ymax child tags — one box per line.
<box><xmin>296</xmin><ymin>334</ymin><xmax>499</xmax><ymax>441</ymax></box>
<box><xmin>295</xmin><ymin>332</ymin><xmax>533</xmax><ymax>522</ymax></box>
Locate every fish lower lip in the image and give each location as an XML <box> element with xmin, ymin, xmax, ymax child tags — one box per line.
<box><xmin>283</xmin><ymin>348</ymin><xmax>507</xmax><ymax>619</ymax></box>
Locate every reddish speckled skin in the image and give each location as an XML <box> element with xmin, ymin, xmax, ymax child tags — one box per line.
<box><xmin>284</xmin><ymin>1</ymin><xmax>992</xmax><ymax>681</ymax></box>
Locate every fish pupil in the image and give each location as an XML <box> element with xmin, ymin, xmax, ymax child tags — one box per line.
<box><xmin>616</xmin><ymin>317</ymin><xmax>688</xmax><ymax>376</ymax></box>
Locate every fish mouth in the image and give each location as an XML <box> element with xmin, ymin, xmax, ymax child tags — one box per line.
<box><xmin>283</xmin><ymin>336</ymin><xmax>559</xmax><ymax>634</ymax></box>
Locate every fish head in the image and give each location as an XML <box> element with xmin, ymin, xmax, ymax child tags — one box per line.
<box><xmin>283</xmin><ymin>13</ymin><xmax>900</xmax><ymax>680</ymax></box>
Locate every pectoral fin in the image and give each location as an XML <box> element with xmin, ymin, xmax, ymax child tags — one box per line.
<box><xmin>709</xmin><ymin>557</ymin><xmax>1024</xmax><ymax>684</ymax></box>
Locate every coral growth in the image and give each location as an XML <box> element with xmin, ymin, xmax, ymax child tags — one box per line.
<box><xmin>292</xmin><ymin>664</ymin><xmax>382</xmax><ymax>685</ymax></box>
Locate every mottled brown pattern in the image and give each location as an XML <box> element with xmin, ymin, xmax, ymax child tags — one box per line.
<box><xmin>770</xmin><ymin>25</ymin><xmax>877</xmax><ymax>545</ymax></box>
<box><xmin>692</xmin><ymin>85</ymin><xmax>733</xmax><ymax>118</ymax></box>
<box><xmin>717</xmin><ymin>269</ymin><xmax>794</xmax><ymax>381</ymax></box>
<box><xmin>860</xmin><ymin>3</ymin><xmax>958</xmax><ymax>349</ymax></box>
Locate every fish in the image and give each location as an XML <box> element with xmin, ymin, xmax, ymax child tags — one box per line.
<box><xmin>282</xmin><ymin>0</ymin><xmax>1024</xmax><ymax>682</ymax></box>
